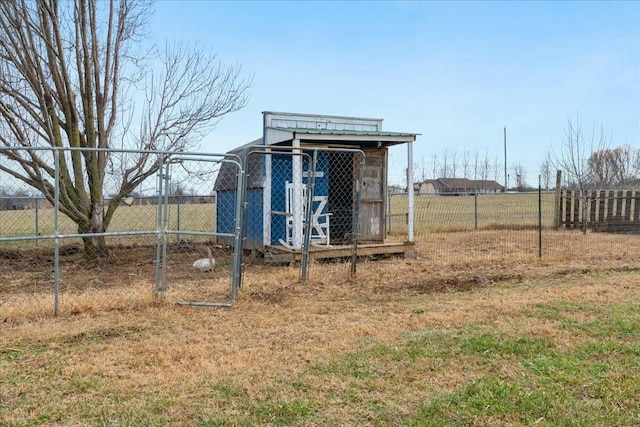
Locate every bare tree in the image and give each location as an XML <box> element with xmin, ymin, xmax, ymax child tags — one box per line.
<box><xmin>511</xmin><ymin>162</ymin><xmax>527</xmax><ymax>191</ymax></box>
<box><xmin>588</xmin><ymin>144</ymin><xmax>639</xmax><ymax>188</ymax></box>
<box><xmin>439</xmin><ymin>148</ymin><xmax>449</xmax><ymax>178</ymax></box>
<box><xmin>540</xmin><ymin>153</ymin><xmax>552</xmax><ymax>190</ymax></box>
<box><xmin>419</xmin><ymin>156</ymin><xmax>427</xmax><ymax>181</ymax></box>
<box><xmin>450</xmin><ymin>149</ymin><xmax>457</xmax><ymax>178</ymax></box>
<box><xmin>551</xmin><ymin>114</ymin><xmax>610</xmax><ymax>232</ymax></box>
<box><xmin>461</xmin><ymin>149</ymin><xmax>471</xmax><ymax>178</ymax></box>
<box><xmin>0</xmin><ymin>0</ymin><xmax>251</xmax><ymax>258</ymax></box>
<box><xmin>552</xmin><ymin>115</ymin><xmax>610</xmax><ymax>190</ymax></box>
<box><xmin>430</xmin><ymin>152</ymin><xmax>438</xmax><ymax>179</ymax></box>
<box><xmin>587</xmin><ymin>148</ymin><xmax>617</xmax><ymax>188</ymax></box>
<box><xmin>612</xmin><ymin>144</ymin><xmax>635</xmax><ymax>186</ymax></box>
<box><xmin>480</xmin><ymin>149</ymin><xmax>491</xmax><ymax>181</ymax></box>
<box><xmin>473</xmin><ymin>149</ymin><xmax>479</xmax><ymax>180</ymax></box>
<box><xmin>493</xmin><ymin>151</ymin><xmax>501</xmax><ymax>182</ymax></box>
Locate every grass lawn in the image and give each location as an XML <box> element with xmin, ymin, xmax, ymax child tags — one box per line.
<box><xmin>2</xmin><ymin>244</ymin><xmax>639</xmax><ymax>426</ymax></box>
<box><xmin>1</xmin><ymin>192</ymin><xmax>553</xmax><ymax>242</ymax></box>
<box><xmin>389</xmin><ymin>192</ymin><xmax>556</xmax><ymax>233</ymax></box>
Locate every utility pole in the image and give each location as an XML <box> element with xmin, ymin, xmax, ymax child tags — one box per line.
<box><xmin>503</xmin><ymin>126</ymin><xmax>507</xmax><ymax>192</ymax></box>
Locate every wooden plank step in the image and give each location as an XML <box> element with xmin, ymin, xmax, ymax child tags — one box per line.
<box><xmin>264</xmin><ymin>242</ymin><xmax>415</xmax><ymax>263</ymax></box>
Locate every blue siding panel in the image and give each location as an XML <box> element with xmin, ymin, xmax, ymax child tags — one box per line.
<box><xmin>216</xmin><ymin>190</ymin><xmax>237</xmax><ymax>246</ymax></box>
<box><xmin>217</xmin><ymin>150</ymin><xmax>334</xmax><ymax>250</ymax></box>
<box><xmin>244</xmin><ymin>189</ymin><xmax>264</xmax><ymax>250</ymax></box>
<box><xmin>270</xmin><ymin>155</ymin><xmax>292</xmax><ymax>245</ymax></box>
<box><xmin>216</xmin><ymin>188</ymin><xmax>264</xmax><ymax>250</ymax></box>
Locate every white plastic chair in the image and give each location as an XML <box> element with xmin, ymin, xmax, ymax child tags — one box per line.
<box><xmin>275</xmin><ymin>181</ymin><xmax>331</xmax><ymax>249</ymax></box>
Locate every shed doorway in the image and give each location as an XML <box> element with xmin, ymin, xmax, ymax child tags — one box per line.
<box><xmin>327</xmin><ymin>149</ymin><xmax>386</xmax><ymax>244</ymax></box>
<box><xmin>359</xmin><ymin>149</ymin><xmax>386</xmax><ymax>242</ymax></box>
<box><xmin>328</xmin><ymin>151</ymin><xmax>354</xmax><ymax>244</ymax></box>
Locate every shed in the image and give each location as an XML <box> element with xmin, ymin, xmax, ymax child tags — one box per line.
<box><xmin>214</xmin><ymin>111</ymin><xmax>418</xmax><ymax>259</ymax></box>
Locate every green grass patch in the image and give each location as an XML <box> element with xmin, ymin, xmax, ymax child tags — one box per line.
<box><xmin>3</xmin><ymin>296</ymin><xmax>639</xmax><ymax>425</ymax></box>
<box><xmin>413</xmin><ymin>376</ymin><xmax>553</xmax><ymax>426</ymax></box>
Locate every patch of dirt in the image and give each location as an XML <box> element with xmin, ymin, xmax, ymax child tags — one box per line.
<box><xmin>0</xmin><ymin>242</ymin><xmax>238</xmax><ymax>295</ymax></box>
<box><xmin>246</xmin><ymin>284</ymin><xmax>297</xmax><ymax>304</ymax></box>
<box><xmin>373</xmin><ymin>273</ymin><xmax>524</xmax><ymax>295</ymax></box>
<box><xmin>59</xmin><ymin>325</ymin><xmax>147</xmax><ymax>345</ymax></box>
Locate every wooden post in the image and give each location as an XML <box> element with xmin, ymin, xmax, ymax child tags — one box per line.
<box><xmin>559</xmin><ymin>190</ymin><xmax>565</xmax><ymax>228</ymax></box>
<box><xmin>598</xmin><ymin>190</ymin><xmax>606</xmax><ymax>223</ymax></box>
<box><xmin>554</xmin><ymin>170</ymin><xmax>562</xmax><ymax>229</ymax></box>
<box><xmin>606</xmin><ymin>190</ymin><xmax>615</xmax><ymax>227</ymax></box>
<box><xmin>615</xmin><ymin>190</ymin><xmax>624</xmax><ymax>221</ymax></box>
<box><xmin>615</xmin><ymin>191</ymin><xmax>624</xmax><ymax>221</ymax></box>
<box><xmin>565</xmin><ymin>190</ymin><xmax>573</xmax><ymax>228</ymax></box>
<box><xmin>624</xmin><ymin>190</ymin><xmax>632</xmax><ymax>221</ymax></box>
<box><xmin>573</xmin><ymin>191</ymin><xmax>581</xmax><ymax>230</ymax></box>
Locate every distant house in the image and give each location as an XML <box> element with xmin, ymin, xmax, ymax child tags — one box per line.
<box><xmin>0</xmin><ymin>194</ymin><xmax>34</xmax><ymax>211</ymax></box>
<box><xmin>387</xmin><ymin>185</ymin><xmax>406</xmax><ymax>195</ymax></box>
<box><xmin>415</xmin><ymin>178</ymin><xmax>504</xmax><ymax>195</ymax></box>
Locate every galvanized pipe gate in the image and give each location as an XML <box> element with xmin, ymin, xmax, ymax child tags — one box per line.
<box><xmin>0</xmin><ymin>145</ymin><xmax>366</xmax><ymax>316</ymax></box>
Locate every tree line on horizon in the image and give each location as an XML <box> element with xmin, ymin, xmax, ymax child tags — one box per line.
<box><xmin>415</xmin><ymin>129</ymin><xmax>638</xmax><ymax>192</ymax></box>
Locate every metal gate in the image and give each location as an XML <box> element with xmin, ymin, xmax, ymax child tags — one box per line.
<box><xmin>0</xmin><ymin>146</ymin><xmax>245</xmax><ymax>318</ymax></box>
<box><xmin>239</xmin><ymin>146</ymin><xmax>365</xmax><ymax>281</ymax></box>
<box><xmin>154</xmin><ymin>153</ymin><xmax>245</xmax><ymax>307</ymax></box>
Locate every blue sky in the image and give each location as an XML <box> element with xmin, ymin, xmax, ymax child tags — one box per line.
<box><xmin>151</xmin><ymin>1</ymin><xmax>639</xmax><ymax>179</ymax></box>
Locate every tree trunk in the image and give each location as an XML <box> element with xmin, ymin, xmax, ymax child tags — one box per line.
<box><xmin>582</xmin><ymin>192</ymin><xmax>588</xmax><ymax>235</ymax></box>
<box><xmin>81</xmin><ymin>234</ymin><xmax>109</xmax><ymax>259</ymax></box>
<box><xmin>78</xmin><ymin>202</ymin><xmax>109</xmax><ymax>259</ymax></box>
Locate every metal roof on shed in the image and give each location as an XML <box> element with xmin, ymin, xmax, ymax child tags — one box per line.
<box><xmin>266</xmin><ymin>127</ymin><xmax>418</xmax><ymax>147</ymax></box>
<box><xmin>269</xmin><ymin>127</ymin><xmax>418</xmax><ymax>137</ymax></box>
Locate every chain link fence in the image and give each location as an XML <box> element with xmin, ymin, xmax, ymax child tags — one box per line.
<box><xmin>386</xmin><ymin>157</ymin><xmax>639</xmax><ymax>264</ymax></box>
<box><xmin>1</xmin><ymin>147</ymin><xmax>243</xmax><ymax>319</ymax></box>
<box><xmin>1</xmin><ymin>145</ymin><xmax>371</xmax><ymax>319</ymax></box>
<box><xmin>156</xmin><ymin>154</ymin><xmax>244</xmax><ymax>307</ymax></box>
<box><xmin>3</xmin><ymin>148</ymin><xmax>639</xmax><ymax>320</ymax></box>
<box><xmin>239</xmin><ymin>147</ymin><xmax>366</xmax><ymax>280</ymax></box>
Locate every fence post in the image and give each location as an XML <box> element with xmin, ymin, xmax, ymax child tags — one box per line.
<box><xmin>538</xmin><ymin>175</ymin><xmax>542</xmax><ymax>258</ymax></box>
<box><xmin>160</xmin><ymin>161</ymin><xmax>171</xmax><ymax>292</ymax></box>
<box><xmin>474</xmin><ymin>192</ymin><xmax>478</xmax><ymax>230</ymax></box>
<box><xmin>176</xmin><ymin>201</ymin><xmax>181</xmax><ymax>244</ymax></box>
<box><xmin>301</xmin><ymin>149</ymin><xmax>317</xmax><ymax>282</ymax></box>
<box><xmin>350</xmin><ymin>152</ymin><xmax>365</xmax><ymax>276</ymax></box>
<box><xmin>154</xmin><ymin>155</ymin><xmax>165</xmax><ymax>294</ymax></box>
<box><xmin>34</xmin><ymin>197</ymin><xmax>39</xmax><ymax>248</ymax></box>
<box><xmin>554</xmin><ymin>170</ymin><xmax>562</xmax><ymax>229</ymax></box>
<box><xmin>230</xmin><ymin>158</ymin><xmax>246</xmax><ymax>301</ymax></box>
<box><xmin>387</xmin><ymin>192</ymin><xmax>392</xmax><ymax>234</ymax></box>
<box><xmin>53</xmin><ymin>150</ymin><xmax>60</xmax><ymax>316</ymax></box>
<box><xmin>407</xmin><ymin>141</ymin><xmax>415</xmax><ymax>243</ymax></box>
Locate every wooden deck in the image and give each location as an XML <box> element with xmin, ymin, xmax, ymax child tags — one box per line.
<box><xmin>264</xmin><ymin>241</ymin><xmax>416</xmax><ymax>263</ymax></box>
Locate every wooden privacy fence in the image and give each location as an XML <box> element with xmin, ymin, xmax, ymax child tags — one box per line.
<box><xmin>559</xmin><ymin>189</ymin><xmax>640</xmax><ymax>233</ymax></box>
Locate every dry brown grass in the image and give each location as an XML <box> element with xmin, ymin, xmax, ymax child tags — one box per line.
<box><xmin>2</xmin><ymin>229</ymin><xmax>637</xmax><ymax>320</ymax></box>
<box><xmin>1</xmin><ymin>229</ymin><xmax>639</xmax><ymax>425</ymax></box>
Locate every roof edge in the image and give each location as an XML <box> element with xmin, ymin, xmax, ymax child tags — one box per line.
<box><xmin>262</xmin><ymin>111</ymin><xmax>384</xmax><ymax>122</ymax></box>
<box><xmin>268</xmin><ymin>126</ymin><xmax>420</xmax><ymax>137</ymax></box>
